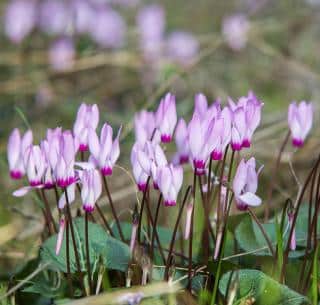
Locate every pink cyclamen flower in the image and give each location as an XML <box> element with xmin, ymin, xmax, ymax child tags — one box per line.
<box><xmin>188</xmin><ymin>113</ymin><xmax>214</xmax><ymax>175</ymax></box>
<box><xmin>209</xmin><ymin>107</ymin><xmax>232</xmax><ymax>160</ymax></box>
<box><xmin>157</xmin><ymin>164</ymin><xmax>183</xmax><ymax>206</ymax></box>
<box><xmin>73</xmin><ymin>103</ymin><xmax>99</xmax><ymax>151</ymax></box>
<box><xmin>233</xmin><ymin>157</ymin><xmax>263</xmax><ymax>211</ymax></box>
<box><xmin>49</xmin><ymin>37</ymin><xmax>75</xmax><ymax>71</ymax></box>
<box><xmin>130</xmin><ymin>141</ymin><xmax>167</xmax><ymax>190</ymax></box>
<box><xmin>173</xmin><ymin>118</ymin><xmax>190</xmax><ymax>165</ymax></box>
<box><xmin>230</xmin><ymin>106</ymin><xmax>246</xmax><ymax>151</ymax></box>
<box><xmin>131</xmin><ymin>142</ymin><xmax>150</xmax><ymax>191</ymax></box>
<box><xmin>80</xmin><ymin>169</ymin><xmax>102</xmax><ymax>213</ymax></box>
<box><xmin>229</xmin><ymin>92</ymin><xmax>263</xmax><ymax>148</ymax></box>
<box><xmin>4</xmin><ymin>0</ymin><xmax>37</xmax><ymax>44</ymax></box>
<box><xmin>24</xmin><ymin>145</ymin><xmax>46</xmax><ymax>187</ymax></box>
<box><xmin>88</xmin><ymin>123</ymin><xmax>121</xmax><ymax>176</ymax></box>
<box><xmin>155</xmin><ymin>93</ymin><xmax>177</xmax><ymax>143</ymax></box>
<box><xmin>222</xmin><ymin>14</ymin><xmax>250</xmax><ymax>51</ymax></box>
<box><xmin>55</xmin><ymin>131</ymin><xmax>78</xmax><ymax>188</ymax></box>
<box><xmin>7</xmin><ymin>128</ymin><xmax>33</xmax><ymax>179</ymax></box>
<box><xmin>194</xmin><ymin>93</ymin><xmax>221</xmax><ymax>122</ymax></box>
<box><xmin>288</xmin><ymin>101</ymin><xmax>313</xmax><ymax>147</ymax></box>
<box><xmin>134</xmin><ymin>110</ymin><xmax>157</xmax><ymax>144</ymax></box>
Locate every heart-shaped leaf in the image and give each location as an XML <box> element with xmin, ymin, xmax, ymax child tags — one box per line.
<box><xmin>219</xmin><ymin>269</ymin><xmax>310</xmax><ymax>305</ymax></box>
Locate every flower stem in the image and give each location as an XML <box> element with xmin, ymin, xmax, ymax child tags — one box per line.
<box><xmin>102</xmin><ymin>175</ymin><xmax>125</xmax><ymax>242</ymax></box>
<box><xmin>248</xmin><ymin>208</ymin><xmax>275</xmax><ymax>257</ymax></box>
<box><xmin>95</xmin><ymin>203</ymin><xmax>114</xmax><ymax>236</ymax></box>
<box><xmin>280</xmin><ymin>154</ymin><xmax>320</xmax><ymax>282</ymax></box>
<box><xmin>65</xmin><ymin>219</ymin><xmax>74</xmax><ymax>297</ymax></box>
<box><xmin>266</xmin><ymin>130</ymin><xmax>290</xmax><ymax>221</ymax></box>
<box><xmin>151</xmin><ymin>193</ymin><xmax>162</xmax><ymax>263</ymax></box>
<box><xmin>85</xmin><ymin>212</ymin><xmax>93</xmax><ymax>295</ymax></box>
<box><xmin>187</xmin><ymin>172</ymin><xmax>197</xmax><ymax>291</ymax></box>
<box><xmin>64</xmin><ymin>189</ymin><xmax>86</xmax><ymax>296</ymax></box>
<box><xmin>164</xmin><ymin>186</ymin><xmax>191</xmax><ymax>280</ymax></box>
<box><xmin>137</xmin><ymin>177</ymin><xmax>150</xmax><ymax>243</ymax></box>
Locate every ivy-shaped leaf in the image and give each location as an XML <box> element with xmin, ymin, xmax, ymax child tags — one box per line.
<box><xmin>40</xmin><ymin>218</ymin><xmax>130</xmax><ymax>273</ymax></box>
<box><xmin>219</xmin><ymin>269</ymin><xmax>310</xmax><ymax>305</ymax></box>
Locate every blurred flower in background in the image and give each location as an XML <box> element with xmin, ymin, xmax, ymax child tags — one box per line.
<box><xmin>222</xmin><ymin>13</ymin><xmax>250</xmax><ymax>51</ymax></box>
<box><xmin>4</xmin><ymin>0</ymin><xmax>37</xmax><ymax>43</ymax></box>
<box><xmin>166</xmin><ymin>31</ymin><xmax>199</xmax><ymax>65</ymax></box>
<box><xmin>49</xmin><ymin>37</ymin><xmax>75</xmax><ymax>71</ymax></box>
<box><xmin>137</xmin><ymin>4</ymin><xmax>165</xmax><ymax>61</ymax></box>
<box><xmin>89</xmin><ymin>7</ymin><xmax>126</xmax><ymax>48</ymax></box>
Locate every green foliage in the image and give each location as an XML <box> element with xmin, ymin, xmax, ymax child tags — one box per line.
<box><xmin>219</xmin><ymin>269</ymin><xmax>311</xmax><ymax>305</ymax></box>
<box><xmin>40</xmin><ymin>218</ymin><xmax>130</xmax><ymax>273</ymax></box>
<box><xmin>235</xmin><ymin>205</ymin><xmax>318</xmax><ymax>258</ymax></box>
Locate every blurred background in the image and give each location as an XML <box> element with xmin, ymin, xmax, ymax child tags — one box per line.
<box><xmin>0</xmin><ymin>0</ymin><xmax>320</xmax><ymax>273</ymax></box>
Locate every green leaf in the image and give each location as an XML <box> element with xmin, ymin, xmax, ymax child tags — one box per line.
<box><xmin>235</xmin><ymin>215</ymin><xmax>305</xmax><ymax>258</ymax></box>
<box><xmin>219</xmin><ymin>269</ymin><xmax>310</xmax><ymax>305</ymax></box>
<box><xmin>40</xmin><ymin>218</ymin><xmax>130</xmax><ymax>273</ymax></box>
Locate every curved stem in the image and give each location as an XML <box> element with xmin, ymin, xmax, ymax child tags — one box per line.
<box><xmin>95</xmin><ymin>203</ymin><xmax>114</xmax><ymax>236</ymax></box>
<box><xmin>85</xmin><ymin>212</ymin><xmax>93</xmax><ymax>295</ymax></box>
<box><xmin>164</xmin><ymin>186</ymin><xmax>191</xmax><ymax>280</ymax></box>
<box><xmin>266</xmin><ymin>130</ymin><xmax>290</xmax><ymax>221</ymax></box>
<box><xmin>248</xmin><ymin>208</ymin><xmax>275</xmax><ymax>257</ymax></box>
<box><xmin>151</xmin><ymin>193</ymin><xmax>162</xmax><ymax>263</ymax></box>
<box><xmin>137</xmin><ymin>177</ymin><xmax>150</xmax><ymax>243</ymax></box>
<box><xmin>102</xmin><ymin>175</ymin><xmax>125</xmax><ymax>242</ymax></box>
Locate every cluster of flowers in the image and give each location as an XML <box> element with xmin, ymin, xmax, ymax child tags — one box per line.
<box><xmin>7</xmin><ymin>94</ymin><xmax>313</xmax><ymax>213</ymax></box>
<box><xmin>7</xmin><ymin>104</ymin><xmax>120</xmax><ymax>212</ymax></box>
<box><xmin>3</xmin><ymin>0</ymin><xmax>199</xmax><ymax>70</ymax></box>
<box><xmin>131</xmin><ymin>93</ymin><xmax>313</xmax><ymax>210</ymax></box>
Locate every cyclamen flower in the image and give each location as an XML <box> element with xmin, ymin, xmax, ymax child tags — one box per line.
<box><xmin>158</xmin><ymin>164</ymin><xmax>183</xmax><ymax>206</ymax></box>
<box><xmin>188</xmin><ymin>113</ymin><xmax>214</xmax><ymax>175</ymax></box>
<box><xmin>209</xmin><ymin>108</ymin><xmax>232</xmax><ymax>160</ymax></box>
<box><xmin>232</xmin><ymin>157</ymin><xmax>262</xmax><ymax>211</ymax></box>
<box><xmin>130</xmin><ymin>141</ymin><xmax>167</xmax><ymax>190</ymax></box>
<box><xmin>7</xmin><ymin>128</ymin><xmax>33</xmax><ymax>179</ymax></box>
<box><xmin>24</xmin><ymin>145</ymin><xmax>46</xmax><ymax>186</ymax></box>
<box><xmin>80</xmin><ymin>169</ymin><xmax>102</xmax><ymax>213</ymax></box>
<box><xmin>55</xmin><ymin>131</ymin><xmax>78</xmax><ymax>188</ymax></box>
<box><xmin>288</xmin><ymin>101</ymin><xmax>313</xmax><ymax>147</ymax></box>
<box><xmin>134</xmin><ymin>110</ymin><xmax>157</xmax><ymax>144</ymax></box>
<box><xmin>173</xmin><ymin>118</ymin><xmax>190</xmax><ymax>164</ymax></box>
<box><xmin>4</xmin><ymin>0</ymin><xmax>37</xmax><ymax>44</ymax></box>
<box><xmin>131</xmin><ymin>142</ymin><xmax>149</xmax><ymax>191</ymax></box>
<box><xmin>155</xmin><ymin>93</ymin><xmax>177</xmax><ymax>143</ymax></box>
<box><xmin>229</xmin><ymin>92</ymin><xmax>263</xmax><ymax>149</ymax></box>
<box><xmin>88</xmin><ymin>123</ymin><xmax>121</xmax><ymax>176</ymax></box>
<box><xmin>230</xmin><ymin>106</ymin><xmax>246</xmax><ymax>151</ymax></box>
<box><xmin>73</xmin><ymin>103</ymin><xmax>99</xmax><ymax>151</ymax></box>
<box><xmin>194</xmin><ymin>93</ymin><xmax>221</xmax><ymax>122</ymax></box>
